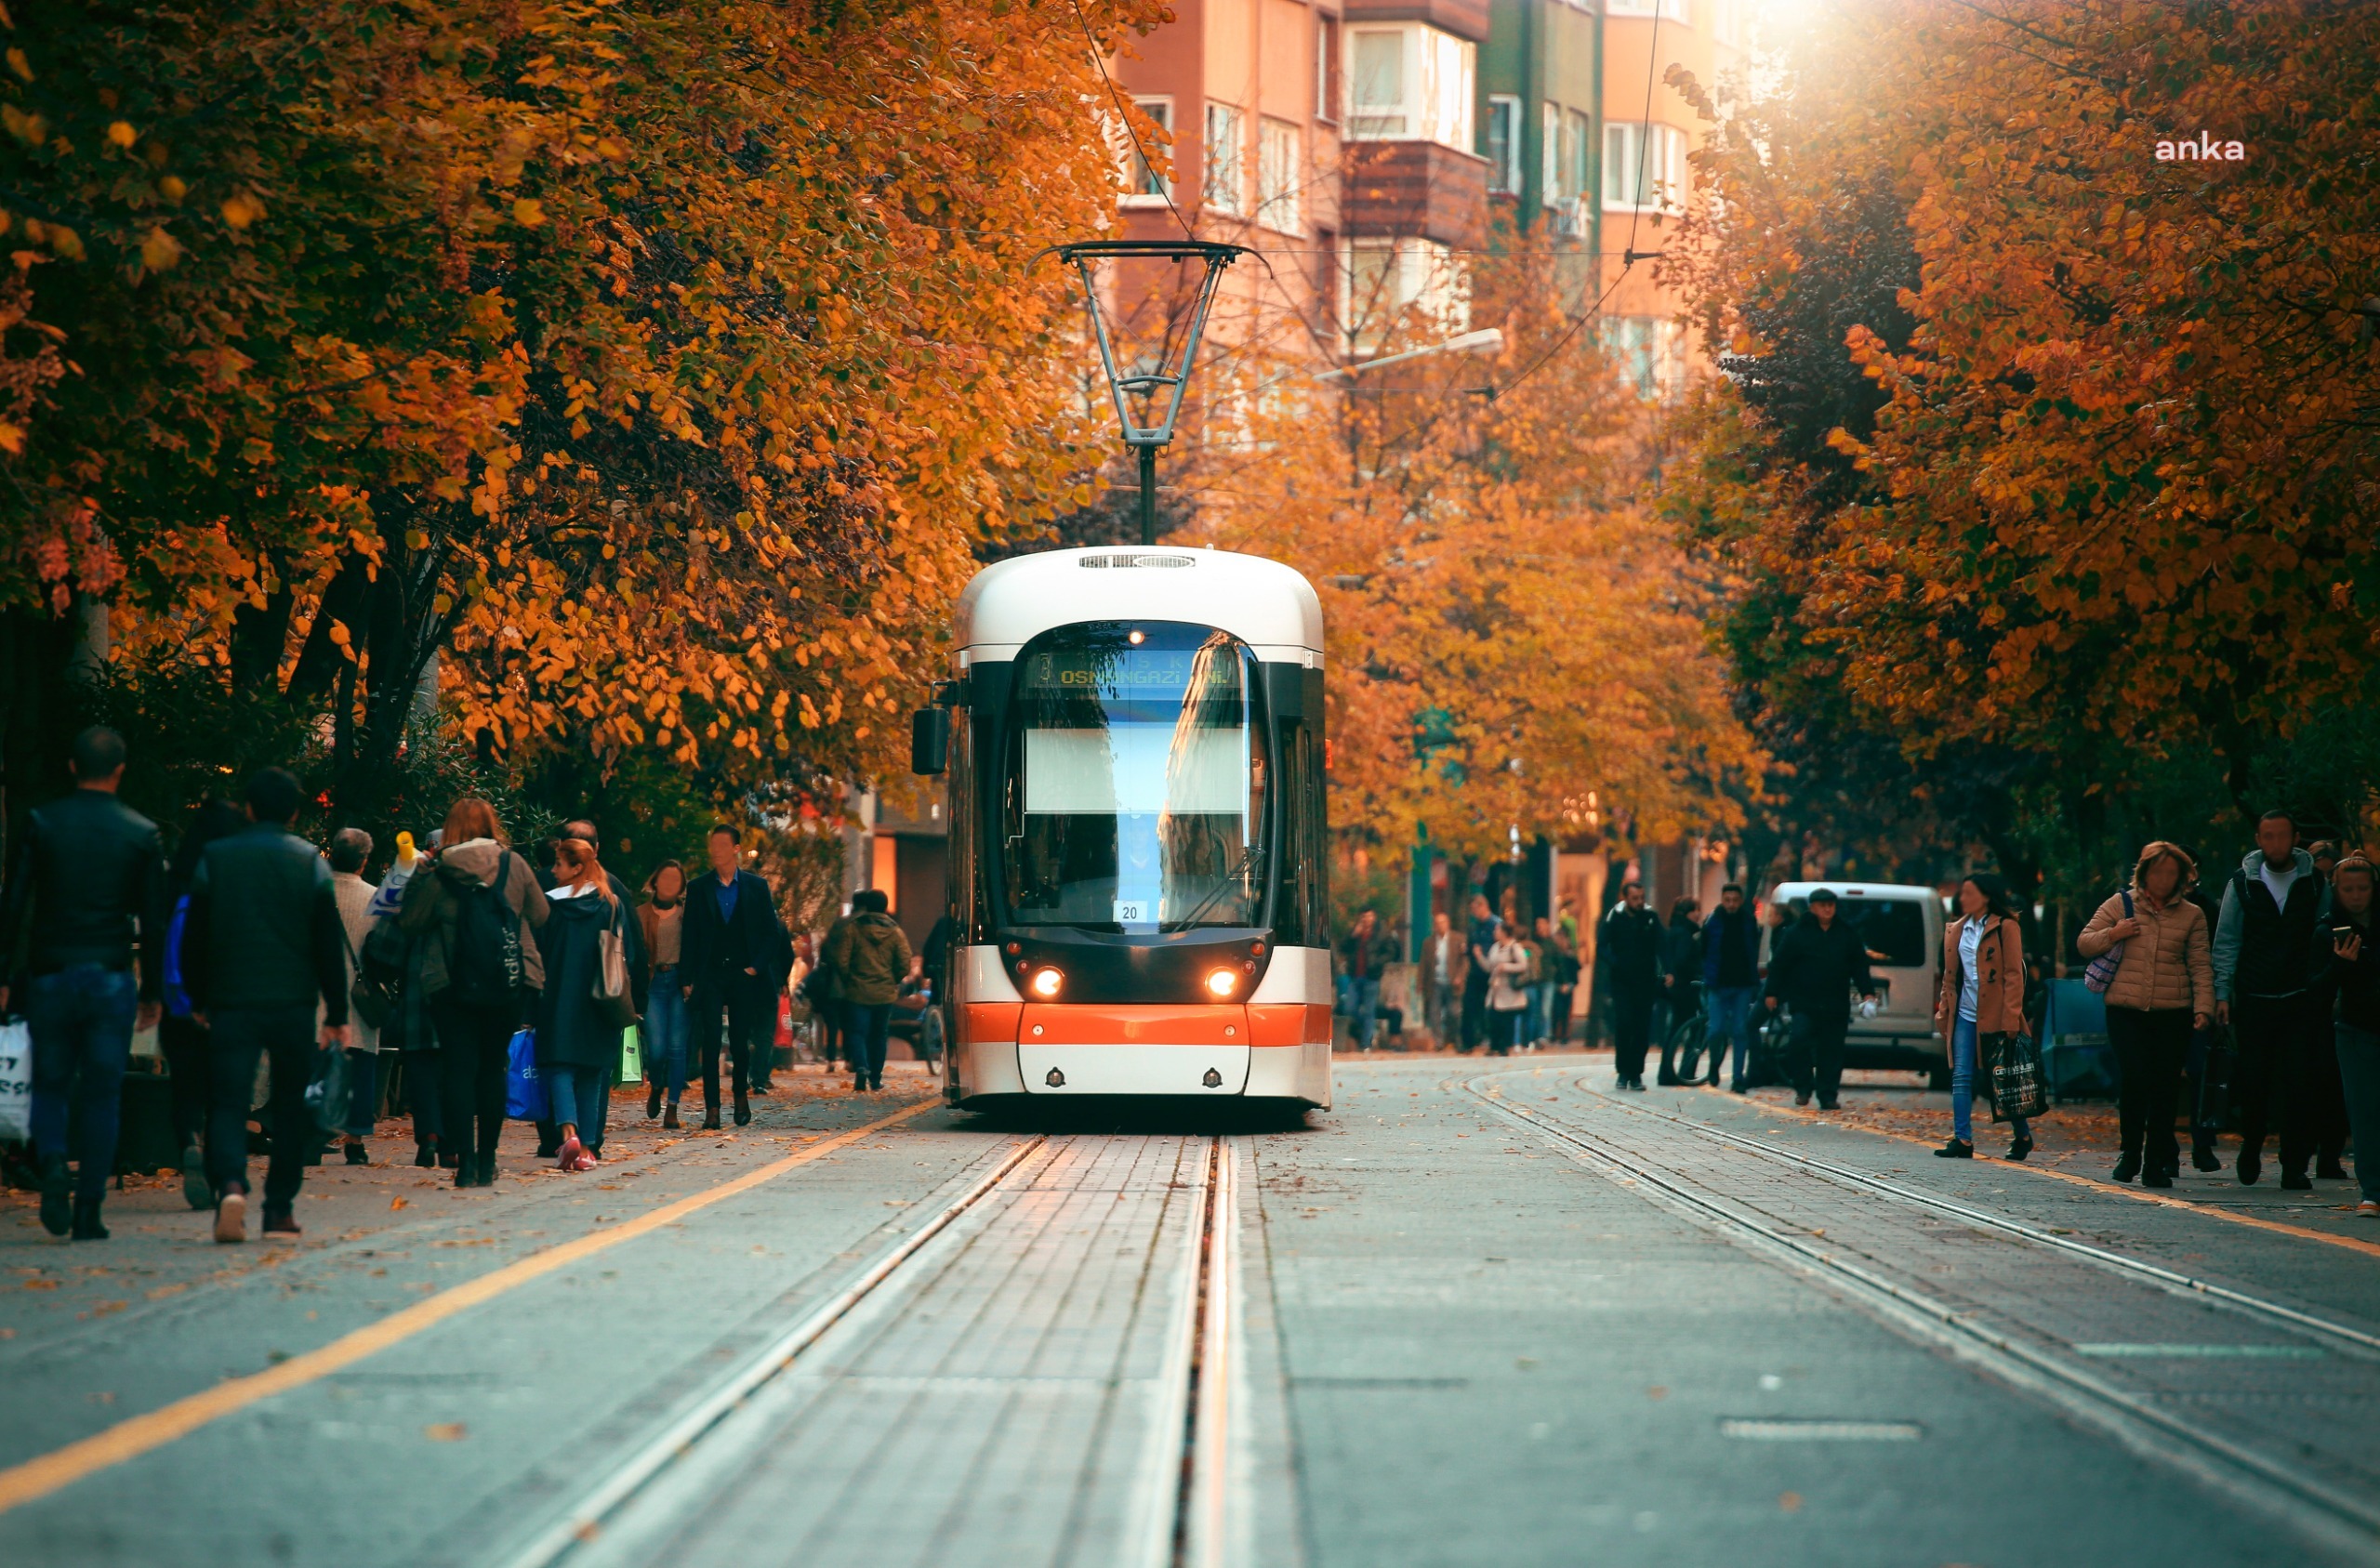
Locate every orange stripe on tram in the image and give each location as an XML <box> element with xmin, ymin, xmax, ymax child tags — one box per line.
<box><xmin>1020</xmin><ymin>1003</ymin><xmax>1250</xmax><ymax>1046</ymax></box>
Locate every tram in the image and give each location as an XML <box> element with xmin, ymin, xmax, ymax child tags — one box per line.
<box><xmin>910</xmin><ymin>546</ymin><xmax>1332</xmax><ymax>1109</ymax></box>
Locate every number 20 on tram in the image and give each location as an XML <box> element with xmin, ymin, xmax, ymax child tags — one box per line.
<box><xmin>908</xmin><ymin>547</ymin><xmax>1332</xmax><ymax>1110</ymax></box>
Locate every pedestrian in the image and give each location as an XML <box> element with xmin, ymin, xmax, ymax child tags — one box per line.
<box><xmin>158</xmin><ymin>797</ymin><xmax>247</xmax><ymax>1209</ymax></box>
<box><xmin>2076</xmin><ymin>843</ymin><xmax>2213</xmax><ymax>1186</ymax></box>
<box><xmin>1657</xmin><ymin>896</ymin><xmax>1702</xmax><ymax>1085</ymax></box>
<box><xmin>183</xmin><ymin>767</ymin><xmax>351</xmax><ymax>1242</ymax></box>
<box><xmin>398</xmin><ymin>797</ymin><xmax>549</xmax><ymax>1189</ymax></box>
<box><xmin>826</xmin><ymin>887</ymin><xmax>913</xmax><ymax>1090</ymax></box>
<box><xmin>1546</xmin><ymin>920</ymin><xmax>1581</xmax><ymax>1046</ymax></box>
<box><xmin>1764</xmin><ymin>888</ymin><xmax>1879</xmax><ymax>1112</ymax></box>
<box><xmin>2213</xmin><ymin>810</ymin><xmax>2337</xmax><ymax>1188</ymax></box>
<box><xmin>2176</xmin><ymin>853</ymin><xmax>2228</xmax><ymax>1172</ymax></box>
<box><xmin>0</xmin><ymin>726</ymin><xmax>167</xmax><ymax>1241</ymax></box>
<box><xmin>1924</xmin><ymin>874</ymin><xmax>2034</xmax><ymax>1159</ymax></box>
<box><xmin>681</xmin><ymin>825</ymin><xmax>777</xmax><ymax>1126</ymax></box>
<box><xmin>2310</xmin><ymin>840</ymin><xmax>2342</xmax><ymax>883</ymax></box>
<box><xmin>536</xmin><ymin>837</ymin><xmax>633</xmax><ymax>1171</ymax></box>
<box><xmin>1598</xmin><ymin>881</ymin><xmax>1663</xmax><ymax>1090</ymax></box>
<box><xmin>1699</xmin><ymin>883</ymin><xmax>1762</xmax><ymax>1092</ymax></box>
<box><xmin>1486</xmin><ymin>919</ymin><xmax>1531</xmax><ymax>1056</ymax></box>
<box><xmin>2314</xmin><ymin>856</ymin><xmax>2380</xmax><ymax>1215</ymax></box>
<box><xmin>1419</xmin><ymin>912</ymin><xmax>1461</xmax><ymax>1049</ymax></box>
<box><xmin>1521</xmin><ymin>917</ymin><xmax>1552</xmax><ymax>1049</ymax></box>
<box><xmin>1336</xmin><ymin>908</ymin><xmax>1393</xmax><ymax>1051</ymax></box>
<box><xmin>324</xmin><ymin>828</ymin><xmax>384</xmax><ymax>1166</ymax></box>
<box><xmin>1461</xmin><ymin>892</ymin><xmax>1496</xmax><ymax>1053</ymax></box>
<box><xmin>637</xmin><ymin>860</ymin><xmax>691</xmax><ymax>1128</ymax></box>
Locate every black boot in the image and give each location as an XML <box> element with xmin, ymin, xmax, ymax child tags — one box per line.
<box><xmin>476</xmin><ymin>1152</ymin><xmax>497</xmax><ymax>1187</ymax></box>
<box><xmin>2192</xmin><ymin>1140</ymin><xmax>2222</xmax><ymax>1172</ymax></box>
<box><xmin>2281</xmin><ymin>1169</ymin><xmax>2313</xmax><ymax>1191</ymax></box>
<box><xmin>733</xmin><ymin>1087</ymin><xmax>751</xmax><ymax>1127</ymax></box>
<box><xmin>454</xmin><ymin>1151</ymin><xmax>478</xmax><ymax>1189</ymax></box>
<box><xmin>662</xmin><ymin>1102</ymin><xmax>681</xmax><ymax>1130</ymax></box>
<box><xmin>646</xmin><ymin>1083</ymin><xmax>664</xmax><ymax>1119</ymax></box>
<box><xmin>2319</xmin><ymin>1155</ymin><xmax>2349</xmax><ymax>1180</ymax></box>
<box><xmin>1934</xmin><ymin>1138</ymin><xmax>1974</xmax><ymax>1159</ymax></box>
<box><xmin>2111</xmin><ymin>1152</ymin><xmax>2140</xmax><ymax>1183</ymax></box>
<box><xmin>701</xmin><ymin>1098</ymin><xmax>722</xmax><ymax>1130</ymax></box>
<box><xmin>416</xmin><ymin>1138</ymin><xmax>438</xmax><ymax>1169</ymax></box>
<box><xmin>2006</xmin><ymin>1132</ymin><xmax>2034</xmax><ymax>1162</ymax></box>
<box><xmin>38</xmin><ymin>1155</ymin><xmax>71</xmax><ymax>1238</ymax></box>
<box><xmin>71</xmin><ymin>1195</ymin><xmax>108</xmax><ymax>1241</ymax></box>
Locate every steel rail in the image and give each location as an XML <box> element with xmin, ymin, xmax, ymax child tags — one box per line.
<box><xmin>1461</xmin><ymin>1075</ymin><xmax>2380</xmax><ymax>1554</ymax></box>
<box><xmin>1570</xmin><ymin>1074</ymin><xmax>2380</xmax><ymax>1358</ymax></box>
<box><xmin>493</xmin><ymin>1135</ymin><xmax>1050</xmax><ymax>1568</ymax></box>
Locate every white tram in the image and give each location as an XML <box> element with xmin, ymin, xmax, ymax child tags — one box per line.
<box><xmin>909</xmin><ymin>546</ymin><xmax>1332</xmax><ymax>1109</ymax></box>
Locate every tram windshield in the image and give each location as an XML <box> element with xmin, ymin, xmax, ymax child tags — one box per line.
<box><xmin>1001</xmin><ymin>622</ymin><xmax>1268</xmax><ymax>931</ymax></box>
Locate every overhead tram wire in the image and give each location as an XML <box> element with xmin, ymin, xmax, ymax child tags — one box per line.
<box><xmin>1069</xmin><ymin>0</ymin><xmax>1197</xmax><ymax>244</ymax></box>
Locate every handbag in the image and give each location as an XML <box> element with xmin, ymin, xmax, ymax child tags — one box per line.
<box><xmin>593</xmin><ymin>903</ymin><xmax>640</xmax><ymax>1028</ymax></box>
<box><xmin>1986</xmin><ymin>1030</ymin><xmax>2049</xmax><ymax>1122</ymax></box>
<box><xmin>504</xmin><ymin>1027</ymin><xmax>549</xmax><ymax>1121</ymax></box>
<box><xmin>619</xmin><ymin>1022</ymin><xmax>643</xmax><ymax>1085</ymax></box>
<box><xmin>305</xmin><ymin>1045</ymin><xmax>353</xmax><ymax>1135</ymax></box>
<box><xmin>0</xmin><ymin>1020</ymin><xmax>31</xmax><ymax>1142</ymax></box>
<box><xmin>2082</xmin><ymin>891</ymin><xmax>2133</xmax><ymax>994</ymax></box>
<box><xmin>344</xmin><ymin>924</ymin><xmax>395</xmax><ymax>1031</ymax></box>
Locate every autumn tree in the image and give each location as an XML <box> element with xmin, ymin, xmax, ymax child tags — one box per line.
<box><xmin>1664</xmin><ymin>0</ymin><xmax>2380</xmax><ymax>908</ymax></box>
<box><xmin>0</xmin><ymin>0</ymin><xmax>1163</xmax><ymax>850</ymax></box>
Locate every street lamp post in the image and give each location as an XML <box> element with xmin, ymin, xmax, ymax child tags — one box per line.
<box><xmin>1050</xmin><ymin>240</ymin><xmax>1247</xmax><ymax>547</ymax></box>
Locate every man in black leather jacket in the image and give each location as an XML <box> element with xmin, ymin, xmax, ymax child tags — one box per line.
<box><xmin>1763</xmin><ymin>889</ymin><xmax>1880</xmax><ymax>1110</ymax></box>
<box><xmin>0</xmin><ymin>727</ymin><xmax>167</xmax><ymax>1241</ymax></box>
<box><xmin>184</xmin><ymin>767</ymin><xmax>350</xmax><ymax>1244</ymax></box>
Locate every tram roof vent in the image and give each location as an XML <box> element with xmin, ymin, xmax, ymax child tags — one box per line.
<box><xmin>1079</xmin><ymin>552</ymin><xmax>1196</xmax><ymax>570</ymax></box>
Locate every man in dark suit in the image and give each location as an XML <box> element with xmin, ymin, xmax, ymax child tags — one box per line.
<box><xmin>680</xmin><ymin>825</ymin><xmax>778</xmax><ymax>1127</ymax></box>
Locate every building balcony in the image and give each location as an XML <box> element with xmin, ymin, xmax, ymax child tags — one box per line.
<box><xmin>1342</xmin><ymin>139</ymin><xmax>1491</xmax><ymax>251</ymax></box>
<box><xmin>1341</xmin><ymin>0</ymin><xmax>1490</xmax><ymax>44</ymax></box>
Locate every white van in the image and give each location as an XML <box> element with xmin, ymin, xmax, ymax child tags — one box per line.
<box><xmin>1769</xmin><ymin>881</ymin><xmax>1949</xmax><ymax>1087</ymax></box>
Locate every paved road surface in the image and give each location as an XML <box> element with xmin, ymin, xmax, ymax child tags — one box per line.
<box><xmin>4</xmin><ymin>1055</ymin><xmax>2376</xmax><ymax>1566</ymax></box>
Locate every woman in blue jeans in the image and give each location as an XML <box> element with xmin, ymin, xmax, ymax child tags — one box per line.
<box><xmin>637</xmin><ymin>862</ymin><xmax>690</xmax><ymax>1129</ymax></box>
<box><xmin>1935</xmin><ymin>874</ymin><xmax>2034</xmax><ymax>1160</ymax></box>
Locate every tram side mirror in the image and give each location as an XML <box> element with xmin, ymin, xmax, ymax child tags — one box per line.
<box><xmin>910</xmin><ymin>706</ymin><xmax>949</xmax><ymax>776</ymax></box>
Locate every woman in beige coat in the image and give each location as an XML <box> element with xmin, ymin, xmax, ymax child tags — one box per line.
<box><xmin>1934</xmin><ymin>874</ymin><xmax>2034</xmax><ymax>1161</ymax></box>
<box><xmin>2077</xmin><ymin>841</ymin><xmax>2213</xmax><ymax>1188</ymax></box>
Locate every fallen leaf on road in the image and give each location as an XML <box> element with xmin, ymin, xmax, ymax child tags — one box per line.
<box><xmin>424</xmin><ymin>1423</ymin><xmax>468</xmax><ymax>1442</ymax></box>
<box><xmin>390</xmin><ymin>1196</ymin><xmax>408</xmax><ymax>1210</ymax></box>
<box><xmin>1779</xmin><ymin>1492</ymin><xmax>1802</xmax><ymax>1513</ymax></box>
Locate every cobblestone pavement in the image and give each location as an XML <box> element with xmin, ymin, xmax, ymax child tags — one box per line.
<box><xmin>1</xmin><ymin>1052</ymin><xmax>2373</xmax><ymax>1567</ymax></box>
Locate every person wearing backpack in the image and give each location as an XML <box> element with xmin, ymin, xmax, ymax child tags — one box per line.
<box><xmin>399</xmin><ymin>797</ymin><xmax>549</xmax><ymax>1187</ymax></box>
<box><xmin>183</xmin><ymin>768</ymin><xmax>352</xmax><ymax>1243</ymax></box>
<box><xmin>324</xmin><ymin>828</ymin><xmax>384</xmax><ymax>1166</ymax></box>
<box><xmin>2212</xmin><ymin>810</ymin><xmax>2335</xmax><ymax>1188</ymax></box>
<box><xmin>2077</xmin><ymin>843</ymin><xmax>2213</xmax><ymax>1187</ymax></box>
<box><xmin>826</xmin><ymin>887</ymin><xmax>914</xmax><ymax>1091</ymax></box>
<box><xmin>158</xmin><ymin>797</ymin><xmax>248</xmax><ymax>1211</ymax></box>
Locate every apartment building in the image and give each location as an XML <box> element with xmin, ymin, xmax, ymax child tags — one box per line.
<box><xmin>1593</xmin><ymin>0</ymin><xmax>1745</xmax><ymax>397</ymax></box>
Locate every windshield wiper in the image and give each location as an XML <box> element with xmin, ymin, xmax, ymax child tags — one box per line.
<box><xmin>1159</xmin><ymin>845</ymin><xmax>1265</xmax><ymax>931</ymax></box>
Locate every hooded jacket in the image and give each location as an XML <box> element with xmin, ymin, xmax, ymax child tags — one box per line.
<box><xmin>397</xmin><ymin>838</ymin><xmax>549</xmax><ymax>997</ymax></box>
<box><xmin>2212</xmin><ymin>848</ymin><xmax>2328</xmax><ymax>1002</ymax></box>
<box><xmin>826</xmin><ymin>909</ymin><xmax>913</xmax><ymax>1007</ymax></box>
<box><xmin>534</xmin><ymin>885</ymin><xmax>628</xmax><ymax>1069</ymax></box>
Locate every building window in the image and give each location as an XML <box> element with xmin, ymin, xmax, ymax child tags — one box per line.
<box><xmin>1485</xmin><ymin>96</ymin><xmax>1521</xmax><ymax>194</ymax></box>
<box><xmin>1205</xmin><ymin>101</ymin><xmax>1244</xmax><ymax>215</ymax></box>
<box><xmin>1541</xmin><ymin>101</ymin><xmax>1561</xmax><ymax>204</ymax></box>
<box><xmin>1345</xmin><ymin>23</ymin><xmax>1474</xmax><ymax>152</ymax></box>
<box><xmin>1258</xmin><ymin>117</ymin><xmax>1302</xmax><ymax>234</ymax></box>
<box><xmin>1606</xmin><ymin>0</ymin><xmax>1688</xmax><ymax>20</ymax></box>
<box><xmin>1600</xmin><ymin>315</ymin><xmax>1684</xmax><ymax>400</ymax></box>
<box><xmin>1119</xmin><ymin>96</ymin><xmax>1173</xmax><ymax>206</ymax></box>
<box><xmin>1603</xmin><ymin>121</ymin><xmax>1686</xmax><ymax>211</ymax></box>
<box><xmin>1344</xmin><ymin>237</ymin><xmax>1469</xmax><ymax>354</ymax></box>
<box><xmin>1317</xmin><ymin>14</ymin><xmax>1342</xmax><ymax>123</ymax></box>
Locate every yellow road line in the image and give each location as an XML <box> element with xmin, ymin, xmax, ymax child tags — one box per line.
<box><xmin>0</xmin><ymin>1097</ymin><xmax>940</xmax><ymax>1516</ymax></box>
<box><xmin>1706</xmin><ymin>1086</ymin><xmax>2380</xmax><ymax>1260</ymax></box>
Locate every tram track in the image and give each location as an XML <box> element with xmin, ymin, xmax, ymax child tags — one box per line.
<box><xmin>490</xmin><ymin>1131</ymin><xmax>1245</xmax><ymax>1568</ymax></box>
<box><xmin>1461</xmin><ymin>1069</ymin><xmax>2380</xmax><ymax>1561</ymax></box>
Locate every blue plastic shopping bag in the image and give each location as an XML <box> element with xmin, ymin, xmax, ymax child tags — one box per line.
<box><xmin>504</xmin><ymin>1027</ymin><xmax>549</xmax><ymax>1121</ymax></box>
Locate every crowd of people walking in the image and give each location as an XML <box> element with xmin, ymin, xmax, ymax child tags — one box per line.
<box><xmin>0</xmin><ymin>726</ymin><xmax>934</xmax><ymax>1246</ymax></box>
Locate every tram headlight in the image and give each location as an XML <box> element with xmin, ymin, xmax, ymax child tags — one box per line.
<box><xmin>1029</xmin><ymin>967</ymin><xmax>1064</xmax><ymax>999</ymax></box>
<box><xmin>1204</xmin><ymin>968</ymin><xmax>1239</xmax><ymax>999</ymax></box>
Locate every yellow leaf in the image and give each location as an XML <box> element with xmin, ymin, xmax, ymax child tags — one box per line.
<box><xmin>5</xmin><ymin>48</ymin><xmax>29</xmax><ymax>82</ymax></box>
<box><xmin>159</xmin><ymin>176</ymin><xmax>187</xmax><ymax>202</ymax></box>
<box><xmin>0</xmin><ymin>421</ymin><xmax>20</xmax><ymax>454</ymax></box>
<box><xmin>106</xmin><ymin>121</ymin><xmax>136</xmax><ymax>149</ymax></box>
<box><xmin>219</xmin><ymin>193</ymin><xmax>263</xmax><ymax>231</ymax></box>
<box><xmin>513</xmin><ymin>198</ymin><xmax>546</xmax><ymax>227</ymax></box>
<box><xmin>139</xmin><ymin>226</ymin><xmax>180</xmax><ymax>270</ymax></box>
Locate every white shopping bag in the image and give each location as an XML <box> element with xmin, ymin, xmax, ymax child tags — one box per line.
<box><xmin>0</xmin><ymin>1021</ymin><xmax>31</xmax><ymax>1142</ymax></box>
